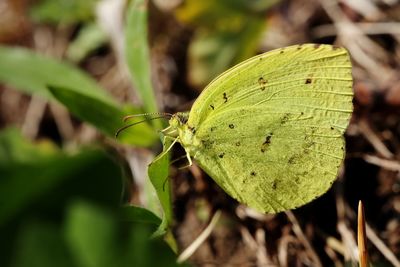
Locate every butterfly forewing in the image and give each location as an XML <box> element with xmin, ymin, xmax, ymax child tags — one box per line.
<box><xmin>186</xmin><ymin>44</ymin><xmax>352</xmax><ymax>213</ymax></box>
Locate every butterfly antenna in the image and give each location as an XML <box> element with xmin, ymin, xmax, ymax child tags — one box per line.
<box><xmin>123</xmin><ymin>112</ymin><xmax>173</xmax><ymax>122</ymax></box>
<box><xmin>115</xmin><ymin>116</ymin><xmax>166</xmax><ymax>137</ymax></box>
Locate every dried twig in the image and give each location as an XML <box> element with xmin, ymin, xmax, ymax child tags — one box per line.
<box><xmin>177</xmin><ymin>210</ymin><xmax>222</xmax><ymax>264</ymax></box>
<box><xmin>319</xmin><ymin>0</ymin><xmax>396</xmax><ymax>85</ymax></box>
<box><xmin>335</xmin><ymin>184</ymin><xmax>359</xmax><ymax>262</ymax></box>
<box><xmin>365</xmin><ymin>223</ymin><xmax>400</xmax><ymax>267</ymax></box>
<box><xmin>255</xmin><ymin>228</ymin><xmax>275</xmax><ymax>267</ymax></box>
<box><xmin>49</xmin><ymin>103</ymin><xmax>74</xmax><ymax>141</ymax></box>
<box><xmin>324</xmin><ymin>244</ymin><xmax>344</xmax><ymax>267</ymax></box>
<box><xmin>285</xmin><ymin>211</ymin><xmax>322</xmax><ymax>267</ymax></box>
<box><xmin>278</xmin><ymin>235</ymin><xmax>296</xmax><ymax>267</ymax></box>
<box><xmin>358</xmin><ymin>119</ymin><xmax>394</xmax><ymax>159</ymax></box>
<box><xmin>363</xmin><ymin>155</ymin><xmax>400</xmax><ymax>171</ymax></box>
<box><xmin>312</xmin><ymin>22</ymin><xmax>400</xmax><ymax>39</ymax></box>
<box><xmin>345</xmin><ymin>203</ymin><xmax>400</xmax><ymax>267</ymax></box>
<box><xmin>21</xmin><ymin>95</ymin><xmax>47</xmax><ymax>139</ymax></box>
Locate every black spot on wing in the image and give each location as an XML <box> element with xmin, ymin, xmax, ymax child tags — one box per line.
<box><xmin>288</xmin><ymin>155</ymin><xmax>296</xmax><ymax>164</ymax></box>
<box><xmin>229</xmin><ymin>124</ymin><xmax>235</xmax><ymax>129</ymax></box>
<box><xmin>258</xmin><ymin>77</ymin><xmax>267</xmax><ymax>91</ymax></box>
<box><xmin>250</xmin><ymin>171</ymin><xmax>256</xmax><ymax>176</ymax></box>
<box><xmin>201</xmin><ymin>139</ymin><xmax>214</xmax><ymax>149</ymax></box>
<box><xmin>223</xmin><ymin>92</ymin><xmax>228</xmax><ymax>103</ymax></box>
<box><xmin>280</xmin><ymin>113</ymin><xmax>290</xmax><ymax>124</ymax></box>
<box><xmin>305</xmin><ymin>78</ymin><xmax>312</xmax><ymax>84</ymax></box>
<box><xmin>261</xmin><ymin>133</ymin><xmax>273</xmax><ymax>152</ymax></box>
<box><xmin>210</xmin><ymin>104</ymin><xmax>215</xmax><ymax>110</ymax></box>
<box><xmin>219</xmin><ymin>153</ymin><xmax>225</xmax><ymax>158</ymax></box>
<box><xmin>264</xmin><ymin>134</ymin><xmax>272</xmax><ymax>145</ymax></box>
<box><xmin>272</xmin><ymin>180</ymin><xmax>278</xmax><ymax>190</ymax></box>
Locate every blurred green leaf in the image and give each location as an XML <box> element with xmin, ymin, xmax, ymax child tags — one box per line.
<box><xmin>0</xmin><ymin>130</ymin><xmax>122</xmax><ymax>226</ymax></box>
<box><xmin>65</xmin><ymin>201</ymin><xmax>116</xmax><ymax>267</ymax></box>
<box><xmin>125</xmin><ymin>223</ymin><xmax>187</xmax><ymax>267</ymax></box>
<box><xmin>187</xmin><ymin>20</ymin><xmax>266</xmax><ymax>86</ymax></box>
<box><xmin>64</xmin><ymin>201</ymin><xmax>186</xmax><ymax>267</ymax></box>
<box><xmin>0</xmin><ymin>46</ymin><xmax>158</xmax><ymax>146</ymax></box>
<box><xmin>30</xmin><ymin>0</ymin><xmax>99</xmax><ymax>24</ymax></box>
<box><xmin>66</xmin><ymin>23</ymin><xmax>108</xmax><ymax>63</ymax></box>
<box><xmin>0</xmin><ymin>130</ymin><xmax>185</xmax><ymax>267</ymax></box>
<box><xmin>11</xmin><ymin>222</ymin><xmax>74</xmax><ymax>267</ymax></box>
<box><xmin>0</xmin><ymin>46</ymin><xmax>114</xmax><ymax>104</ymax></box>
<box><xmin>175</xmin><ymin>0</ymin><xmax>276</xmax><ymax>87</ymax></box>
<box><xmin>48</xmin><ymin>86</ymin><xmax>158</xmax><ymax>146</ymax></box>
<box><xmin>125</xmin><ymin>0</ymin><xmax>161</xmax><ymax>129</ymax></box>
<box><xmin>148</xmin><ymin>139</ymin><xmax>173</xmax><ymax>237</ymax></box>
<box><xmin>176</xmin><ymin>0</ymin><xmax>278</xmax><ymax>26</ymax></box>
<box><xmin>119</xmin><ymin>205</ymin><xmax>161</xmax><ymax>226</ymax></box>
<box><xmin>0</xmin><ymin>128</ymin><xmax>59</xmax><ymax>166</ymax></box>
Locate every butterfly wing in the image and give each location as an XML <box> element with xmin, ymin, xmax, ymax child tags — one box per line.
<box><xmin>187</xmin><ymin>44</ymin><xmax>352</xmax><ymax>213</ymax></box>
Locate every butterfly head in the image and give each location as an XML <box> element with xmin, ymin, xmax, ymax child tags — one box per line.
<box><xmin>169</xmin><ymin>112</ymin><xmax>189</xmax><ymax>129</ymax></box>
<box><xmin>168</xmin><ymin>112</ymin><xmax>200</xmax><ymax>154</ymax></box>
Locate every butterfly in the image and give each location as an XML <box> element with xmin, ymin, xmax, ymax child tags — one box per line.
<box><xmin>160</xmin><ymin>44</ymin><xmax>353</xmax><ymax>213</ymax></box>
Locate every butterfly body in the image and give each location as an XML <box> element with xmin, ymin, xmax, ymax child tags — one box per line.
<box><xmin>165</xmin><ymin>44</ymin><xmax>353</xmax><ymax>213</ymax></box>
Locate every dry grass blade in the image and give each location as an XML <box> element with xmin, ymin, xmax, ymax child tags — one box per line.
<box><xmin>21</xmin><ymin>95</ymin><xmax>47</xmax><ymax>139</ymax></box>
<box><xmin>345</xmin><ymin>202</ymin><xmax>400</xmax><ymax>267</ymax></box>
<box><xmin>285</xmin><ymin>211</ymin><xmax>322</xmax><ymax>267</ymax></box>
<box><xmin>363</xmin><ymin>155</ymin><xmax>400</xmax><ymax>171</ymax></box>
<box><xmin>319</xmin><ymin>0</ymin><xmax>395</xmax><ymax>85</ymax></box>
<box><xmin>358</xmin><ymin>200</ymin><xmax>369</xmax><ymax>267</ymax></box>
<box><xmin>177</xmin><ymin>210</ymin><xmax>222</xmax><ymax>264</ymax></box>
<box><xmin>365</xmin><ymin>223</ymin><xmax>400</xmax><ymax>267</ymax></box>
<box><xmin>358</xmin><ymin>119</ymin><xmax>394</xmax><ymax>159</ymax></box>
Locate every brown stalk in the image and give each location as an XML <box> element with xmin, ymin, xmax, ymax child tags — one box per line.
<box><xmin>358</xmin><ymin>200</ymin><xmax>369</xmax><ymax>267</ymax></box>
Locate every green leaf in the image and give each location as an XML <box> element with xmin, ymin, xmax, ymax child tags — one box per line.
<box><xmin>30</xmin><ymin>0</ymin><xmax>99</xmax><ymax>25</ymax></box>
<box><xmin>65</xmin><ymin>201</ymin><xmax>116</xmax><ymax>267</ymax></box>
<box><xmin>0</xmin><ymin>46</ymin><xmax>158</xmax><ymax>146</ymax></box>
<box><xmin>174</xmin><ymin>0</ymin><xmax>274</xmax><ymax>87</ymax></box>
<box><xmin>66</xmin><ymin>22</ymin><xmax>108</xmax><ymax>63</ymax></box>
<box><xmin>124</xmin><ymin>223</ymin><xmax>187</xmax><ymax>267</ymax></box>
<box><xmin>119</xmin><ymin>205</ymin><xmax>161</xmax><ymax>226</ymax></box>
<box><xmin>0</xmin><ymin>130</ymin><xmax>123</xmax><ymax>226</ymax></box>
<box><xmin>148</xmin><ymin>139</ymin><xmax>173</xmax><ymax>237</ymax></box>
<box><xmin>11</xmin><ymin>222</ymin><xmax>74</xmax><ymax>267</ymax></box>
<box><xmin>48</xmin><ymin>85</ymin><xmax>158</xmax><ymax>146</ymax></box>
<box><xmin>64</xmin><ymin>202</ymin><xmax>187</xmax><ymax>267</ymax></box>
<box><xmin>0</xmin><ymin>46</ymin><xmax>114</xmax><ymax>105</ymax></box>
<box><xmin>0</xmin><ymin>128</ymin><xmax>59</xmax><ymax>166</ymax></box>
<box><xmin>187</xmin><ymin>19</ymin><xmax>265</xmax><ymax>86</ymax></box>
<box><xmin>125</xmin><ymin>0</ymin><xmax>160</xmax><ymax>127</ymax></box>
<box><xmin>0</xmin><ymin>130</ymin><xmax>186</xmax><ymax>267</ymax></box>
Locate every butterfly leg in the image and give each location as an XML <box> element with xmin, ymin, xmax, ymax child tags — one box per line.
<box><xmin>160</xmin><ymin>125</ymin><xmax>171</xmax><ymax>133</ymax></box>
<box><xmin>185</xmin><ymin>149</ymin><xmax>193</xmax><ymax>166</ymax></box>
<box><xmin>153</xmin><ymin>136</ymin><xmax>179</xmax><ymax>162</ymax></box>
<box><xmin>160</xmin><ymin>126</ymin><xmax>178</xmax><ymax>137</ymax></box>
<box><xmin>177</xmin><ymin>149</ymin><xmax>193</xmax><ymax>169</ymax></box>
